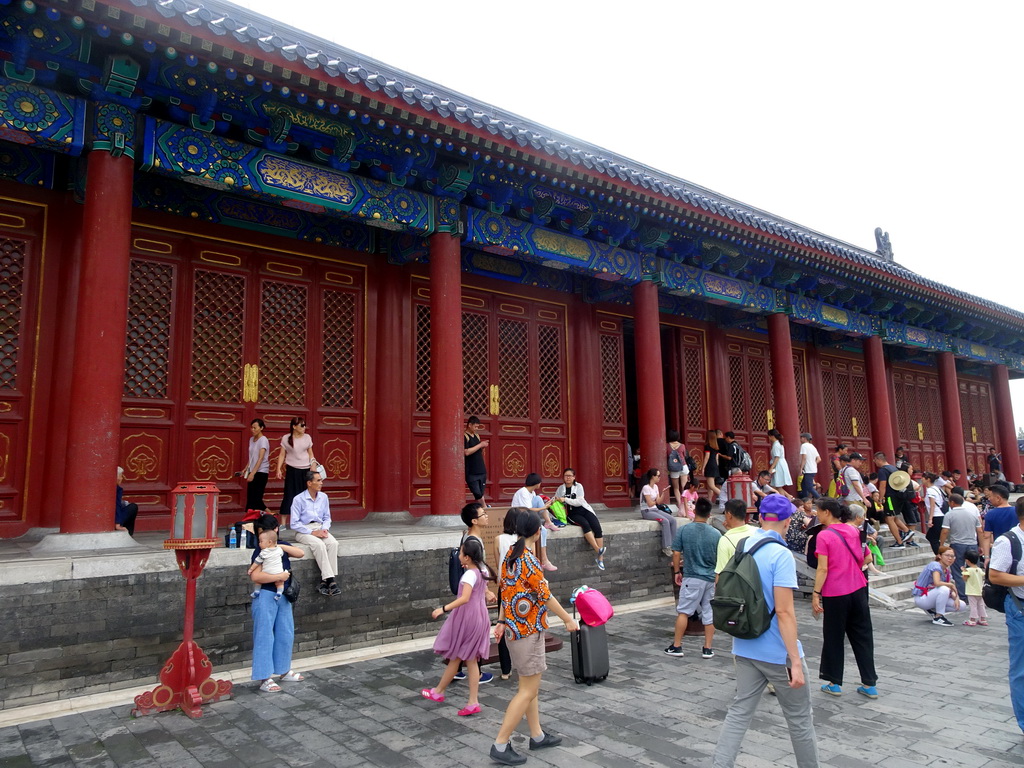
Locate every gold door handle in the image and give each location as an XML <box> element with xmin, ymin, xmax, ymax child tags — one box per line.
<box><xmin>489</xmin><ymin>384</ymin><xmax>500</xmax><ymax>416</ymax></box>
<box><xmin>243</xmin><ymin>364</ymin><xmax>260</xmax><ymax>402</ymax></box>
<box><xmin>851</xmin><ymin>417</ymin><xmax>858</xmax><ymax>437</ymax></box>
<box><xmin>917</xmin><ymin>422</ymin><xmax>924</xmax><ymax>440</ymax></box>
<box><xmin>971</xmin><ymin>426</ymin><xmax>978</xmax><ymax>443</ymax></box>
<box><xmin>766</xmin><ymin>409</ymin><xmax>774</xmax><ymax>430</ymax></box>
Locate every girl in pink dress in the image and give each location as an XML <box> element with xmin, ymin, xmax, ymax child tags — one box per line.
<box><xmin>421</xmin><ymin>538</ymin><xmax>494</xmax><ymax>716</ymax></box>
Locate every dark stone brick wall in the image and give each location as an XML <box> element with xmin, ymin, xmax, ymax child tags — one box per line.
<box><xmin>1</xmin><ymin>525</ymin><xmax>672</xmax><ymax>710</ymax></box>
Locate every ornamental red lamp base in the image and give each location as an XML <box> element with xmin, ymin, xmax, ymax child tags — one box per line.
<box><xmin>132</xmin><ymin>640</ymin><xmax>232</xmax><ymax>719</ymax></box>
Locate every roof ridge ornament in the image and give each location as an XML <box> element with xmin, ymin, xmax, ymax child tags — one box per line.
<box><xmin>874</xmin><ymin>227</ymin><xmax>894</xmax><ymax>261</ymax></box>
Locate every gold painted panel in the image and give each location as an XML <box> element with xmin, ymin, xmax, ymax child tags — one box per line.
<box><xmin>604</xmin><ymin>446</ymin><xmax>623</xmax><ymax>478</ymax></box>
<box><xmin>540</xmin><ymin>444</ymin><xmax>561</xmax><ymax>478</ymax></box>
<box><xmin>0</xmin><ymin>430</ymin><xmax>8</xmax><ymax>484</ymax></box>
<box><xmin>122</xmin><ymin>432</ymin><xmax>162</xmax><ymax>481</ymax></box>
<box><xmin>193</xmin><ymin>435</ymin><xmax>235</xmax><ymax>481</ymax></box>
<box><xmin>502</xmin><ymin>443</ymin><xmax>527</xmax><ymax>479</ymax></box>
<box><xmin>123</xmin><ymin>407</ymin><xmax>167</xmax><ymax>418</ymax></box>
<box><xmin>416</xmin><ymin>441</ymin><xmax>431</xmax><ymax>479</ymax></box>
<box><xmin>320</xmin><ymin>437</ymin><xmax>352</xmax><ymax>481</ymax></box>
<box><xmin>194</xmin><ymin>411</ymin><xmax>235</xmax><ymax>421</ymax></box>
<box><xmin>133</xmin><ymin>238</ymin><xmax>172</xmax><ymax>254</ymax></box>
<box><xmin>199</xmin><ymin>250</ymin><xmax>242</xmax><ymax>266</ymax></box>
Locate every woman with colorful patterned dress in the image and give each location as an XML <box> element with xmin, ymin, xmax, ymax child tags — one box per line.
<box><xmin>489</xmin><ymin>511</ymin><xmax>579</xmax><ymax>765</ymax></box>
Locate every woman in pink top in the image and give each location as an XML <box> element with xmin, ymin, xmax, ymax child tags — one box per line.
<box><xmin>275</xmin><ymin>416</ymin><xmax>319</xmax><ymax>527</ymax></box>
<box><xmin>811</xmin><ymin>497</ymin><xmax>879</xmax><ymax>699</ymax></box>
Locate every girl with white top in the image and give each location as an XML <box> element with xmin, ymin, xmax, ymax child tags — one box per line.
<box><xmin>639</xmin><ymin>467</ymin><xmax>676</xmax><ymax>556</ymax></box>
<box><xmin>239</xmin><ymin>418</ymin><xmax>271</xmax><ymax>514</ymax></box>
<box><xmin>768</xmin><ymin>429</ymin><xmax>792</xmax><ymax>488</ymax></box>
<box><xmin>275</xmin><ymin>416</ymin><xmax>319</xmax><ymax>527</ymax></box>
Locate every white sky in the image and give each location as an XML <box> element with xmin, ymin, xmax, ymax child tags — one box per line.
<box><xmin>233</xmin><ymin>0</ymin><xmax>1024</xmax><ymax>433</ymax></box>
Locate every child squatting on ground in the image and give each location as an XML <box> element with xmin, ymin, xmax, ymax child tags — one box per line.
<box><xmin>248</xmin><ymin>529</ymin><xmax>287</xmax><ymax>599</ymax></box>
<box><xmin>421</xmin><ymin>538</ymin><xmax>495</xmax><ymax>717</ymax></box>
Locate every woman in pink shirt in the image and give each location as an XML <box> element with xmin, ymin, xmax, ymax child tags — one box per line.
<box><xmin>275</xmin><ymin>416</ymin><xmax>319</xmax><ymax>527</ymax></box>
<box><xmin>811</xmin><ymin>498</ymin><xmax>879</xmax><ymax>699</ymax></box>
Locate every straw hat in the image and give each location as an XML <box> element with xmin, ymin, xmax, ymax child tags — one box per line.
<box><xmin>888</xmin><ymin>470</ymin><xmax>911</xmax><ymax>492</ymax></box>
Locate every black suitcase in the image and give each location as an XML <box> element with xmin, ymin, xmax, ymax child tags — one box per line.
<box><xmin>570</xmin><ymin>620</ymin><xmax>609</xmax><ymax>685</ymax></box>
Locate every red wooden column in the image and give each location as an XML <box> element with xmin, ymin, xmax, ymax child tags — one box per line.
<box><xmin>937</xmin><ymin>351</ymin><xmax>967</xmax><ymax>474</ymax></box>
<box><xmin>991</xmin><ymin>364</ymin><xmax>1022</xmax><ymax>484</ymax></box>
<box><xmin>884</xmin><ymin>355</ymin><xmax>901</xmax><ymax>451</ymax></box>
<box><xmin>428</xmin><ymin>232</ymin><xmax>465</xmax><ymax>515</ymax></box>
<box><xmin>708</xmin><ymin>325</ymin><xmax>732</xmax><ymax>430</ymax></box>
<box><xmin>633</xmin><ymin>278</ymin><xmax>667</xmax><ymax>478</ymax></box>
<box><xmin>805</xmin><ymin>343</ymin><xmax>830</xmax><ymax>463</ymax></box>
<box><xmin>862</xmin><ymin>335</ymin><xmax>896</xmax><ymax>459</ymax></box>
<box><xmin>60</xmin><ymin>151</ymin><xmax>135</xmax><ymax>534</ymax></box>
<box><xmin>767</xmin><ymin>314</ymin><xmax>801</xmax><ymax>481</ymax></box>
<box><xmin>372</xmin><ymin>264</ymin><xmax>412</xmax><ymax>512</ymax></box>
<box><xmin>570</xmin><ymin>303</ymin><xmax>603</xmax><ymax>491</ymax></box>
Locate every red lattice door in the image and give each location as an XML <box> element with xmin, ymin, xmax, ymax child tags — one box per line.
<box><xmin>892</xmin><ymin>367</ymin><xmax>945</xmax><ymax>473</ymax></box>
<box><xmin>0</xmin><ymin>227</ymin><xmax>42</xmax><ymax>525</ymax></box>
<box><xmin>959</xmin><ymin>377</ymin><xmax>995</xmax><ymax>476</ymax></box>
<box><xmin>598</xmin><ymin>315</ymin><xmax>628</xmax><ymax>503</ymax></box>
<box><xmin>819</xmin><ymin>354</ymin><xmax>872</xmax><ymax>457</ymax></box>
<box><xmin>121</xmin><ymin>236</ymin><xmax>365</xmax><ymax>527</ymax></box>
<box><xmin>409</xmin><ymin>286</ymin><xmax>568</xmax><ymax>510</ymax></box>
<box><xmin>665</xmin><ymin>326</ymin><xmax>709</xmax><ymax>487</ymax></box>
<box><xmin>725</xmin><ymin>338</ymin><xmax>773</xmax><ymax>474</ymax></box>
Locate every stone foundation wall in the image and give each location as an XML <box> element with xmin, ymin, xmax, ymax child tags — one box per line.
<box><xmin>0</xmin><ymin>520</ymin><xmax>671</xmax><ymax>710</ymax></box>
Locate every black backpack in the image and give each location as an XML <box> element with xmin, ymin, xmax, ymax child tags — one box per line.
<box><xmin>667</xmin><ymin>444</ymin><xmax>684</xmax><ymax>473</ymax></box>
<box><xmin>983</xmin><ymin>531</ymin><xmax>1023</xmax><ymax>613</ymax></box>
<box><xmin>685</xmin><ymin>453</ymin><xmax>698</xmax><ymax>476</ymax></box>
<box><xmin>711</xmin><ymin>536</ymin><xmax>786</xmax><ymax>639</ymax></box>
<box><xmin>734</xmin><ymin>444</ymin><xmax>753</xmax><ymax>473</ymax></box>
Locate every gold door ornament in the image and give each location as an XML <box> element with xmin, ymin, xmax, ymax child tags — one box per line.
<box><xmin>971</xmin><ymin>426</ymin><xmax>978</xmax><ymax>442</ymax></box>
<box><xmin>766</xmin><ymin>409</ymin><xmax>775</xmax><ymax>430</ymax></box>
<box><xmin>489</xmin><ymin>384</ymin><xmax>500</xmax><ymax>416</ymax></box>
<box><xmin>242</xmin><ymin>364</ymin><xmax>260</xmax><ymax>402</ymax></box>
<box><xmin>851</xmin><ymin>417</ymin><xmax>858</xmax><ymax>437</ymax></box>
<box><xmin>917</xmin><ymin>422</ymin><xmax>924</xmax><ymax>440</ymax></box>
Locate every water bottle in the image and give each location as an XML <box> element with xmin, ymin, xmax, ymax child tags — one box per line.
<box><xmin>228</xmin><ymin>527</ymin><xmax>238</xmax><ymax>548</ymax></box>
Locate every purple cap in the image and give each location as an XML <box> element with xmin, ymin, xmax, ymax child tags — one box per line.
<box><xmin>759</xmin><ymin>494</ymin><xmax>795</xmax><ymax>522</ymax></box>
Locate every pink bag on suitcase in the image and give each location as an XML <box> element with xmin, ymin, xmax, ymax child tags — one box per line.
<box><xmin>575</xmin><ymin>588</ymin><xmax>614</xmax><ymax>627</ymax></box>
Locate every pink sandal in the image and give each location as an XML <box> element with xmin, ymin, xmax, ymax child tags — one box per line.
<box><xmin>963</xmin><ymin>619</ymin><xmax>977</xmax><ymax>626</ymax></box>
<box><xmin>457</xmin><ymin>703</ymin><xmax>481</xmax><ymax>716</ymax></box>
<box><xmin>420</xmin><ymin>688</ymin><xmax>445</xmax><ymax>702</ymax></box>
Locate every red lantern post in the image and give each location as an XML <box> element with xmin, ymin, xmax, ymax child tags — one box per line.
<box><xmin>727</xmin><ymin>473</ymin><xmax>758</xmax><ymax>523</ymax></box>
<box><xmin>133</xmin><ymin>483</ymin><xmax>233</xmax><ymax>718</ymax></box>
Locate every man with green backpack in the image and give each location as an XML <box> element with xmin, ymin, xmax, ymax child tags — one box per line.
<box><xmin>711</xmin><ymin>495</ymin><xmax>820</xmax><ymax>767</ymax></box>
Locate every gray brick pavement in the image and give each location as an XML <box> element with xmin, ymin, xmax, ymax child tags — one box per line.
<box><xmin>1</xmin><ymin>600</ymin><xmax>1022</xmax><ymax>767</ymax></box>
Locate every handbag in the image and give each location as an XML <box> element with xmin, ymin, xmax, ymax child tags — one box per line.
<box><xmin>448</xmin><ymin>533</ymin><xmax>467</xmax><ymax>596</ymax></box>
<box><xmin>312</xmin><ymin>459</ymin><xmax>328</xmax><ymax>480</ymax></box>
<box><xmin>283</xmin><ymin>578</ymin><xmax>301</xmax><ymax>603</ymax></box>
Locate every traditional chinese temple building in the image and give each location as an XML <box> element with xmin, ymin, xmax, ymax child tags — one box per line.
<box><xmin>1</xmin><ymin>0</ymin><xmax>1022</xmax><ymax>539</ymax></box>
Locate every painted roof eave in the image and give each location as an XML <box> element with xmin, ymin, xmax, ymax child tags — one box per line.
<box><xmin>112</xmin><ymin>0</ymin><xmax>1023</xmax><ymax>327</ymax></box>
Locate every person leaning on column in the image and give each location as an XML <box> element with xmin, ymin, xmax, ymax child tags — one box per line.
<box><xmin>290</xmin><ymin>470</ymin><xmax>340</xmax><ymax>596</ymax></box>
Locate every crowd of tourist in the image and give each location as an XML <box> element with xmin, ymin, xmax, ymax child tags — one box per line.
<box><xmin>192</xmin><ymin>412</ymin><xmax>1021</xmax><ymax>767</ymax></box>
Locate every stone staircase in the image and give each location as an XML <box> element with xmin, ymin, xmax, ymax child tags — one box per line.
<box><xmin>792</xmin><ymin>529</ymin><xmax>937</xmax><ymax>609</ymax></box>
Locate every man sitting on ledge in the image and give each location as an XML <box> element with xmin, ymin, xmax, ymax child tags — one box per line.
<box><xmin>291</xmin><ymin>471</ymin><xmax>340</xmax><ymax>596</ymax></box>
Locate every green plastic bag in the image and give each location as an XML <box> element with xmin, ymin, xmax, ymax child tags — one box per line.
<box><xmin>549</xmin><ymin>499</ymin><xmax>568</xmax><ymax>524</ymax></box>
<box><xmin>867</xmin><ymin>540</ymin><xmax>884</xmax><ymax>567</ymax></box>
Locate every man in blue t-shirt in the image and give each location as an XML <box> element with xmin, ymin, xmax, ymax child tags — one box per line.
<box><xmin>665</xmin><ymin>498</ymin><xmax>721</xmax><ymax>659</ymax></box>
<box><xmin>712</xmin><ymin>495</ymin><xmax>820</xmax><ymax>768</ymax></box>
<box><xmin>983</xmin><ymin>485</ymin><xmax>1017</xmax><ymax>558</ymax></box>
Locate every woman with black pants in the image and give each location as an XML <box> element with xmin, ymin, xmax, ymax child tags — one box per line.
<box><xmin>811</xmin><ymin>498</ymin><xmax>879</xmax><ymax>699</ymax></box>
<box><xmin>554</xmin><ymin>468</ymin><xmax>606</xmax><ymax>570</ymax></box>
